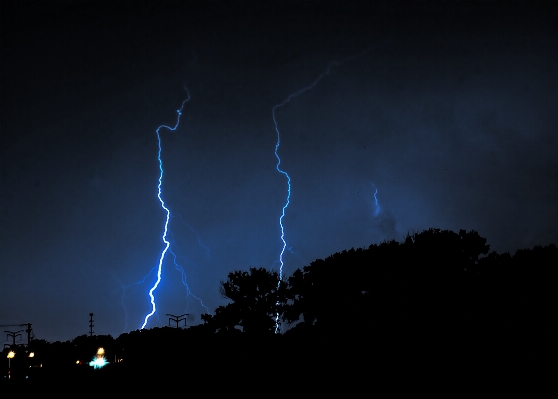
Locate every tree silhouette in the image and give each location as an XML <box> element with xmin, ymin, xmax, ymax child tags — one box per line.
<box><xmin>282</xmin><ymin>229</ymin><xmax>491</xmax><ymax>344</ymax></box>
<box><xmin>283</xmin><ymin>246</ymin><xmax>378</xmax><ymax>338</ymax></box>
<box><xmin>202</xmin><ymin>267</ymin><xmax>283</xmax><ymax>335</ymax></box>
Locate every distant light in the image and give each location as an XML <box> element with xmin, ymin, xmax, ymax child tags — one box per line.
<box><xmin>7</xmin><ymin>351</ymin><xmax>15</xmax><ymax>359</ymax></box>
<box><xmin>89</xmin><ymin>347</ymin><xmax>108</xmax><ymax>369</ymax></box>
<box><xmin>89</xmin><ymin>357</ymin><xmax>108</xmax><ymax>369</ymax></box>
<box><xmin>28</xmin><ymin>352</ymin><xmax>35</xmax><ymax>358</ymax></box>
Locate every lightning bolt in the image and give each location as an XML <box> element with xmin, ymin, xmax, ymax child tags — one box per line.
<box><xmin>372</xmin><ymin>183</ymin><xmax>381</xmax><ymax>216</ymax></box>
<box><xmin>112</xmin><ymin>267</ymin><xmax>157</xmax><ymax>333</ymax></box>
<box><xmin>141</xmin><ymin>89</ymin><xmax>191</xmax><ymax>329</ymax></box>
<box><xmin>173</xmin><ymin>213</ymin><xmax>211</xmax><ymax>260</ymax></box>
<box><xmin>272</xmin><ymin>49</ymin><xmax>371</xmax><ymax>333</ymax></box>
<box><xmin>169</xmin><ymin>248</ymin><xmax>210</xmax><ymax>314</ymax></box>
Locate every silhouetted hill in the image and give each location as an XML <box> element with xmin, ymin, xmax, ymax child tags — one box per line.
<box><xmin>2</xmin><ymin>228</ymin><xmax>553</xmax><ymax>386</ymax></box>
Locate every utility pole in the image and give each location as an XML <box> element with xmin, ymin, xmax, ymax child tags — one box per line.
<box><xmin>89</xmin><ymin>313</ymin><xmax>94</xmax><ymax>337</ymax></box>
<box><xmin>25</xmin><ymin>323</ymin><xmax>32</xmax><ymax>345</ymax></box>
<box><xmin>166</xmin><ymin>313</ymin><xmax>189</xmax><ymax>328</ymax></box>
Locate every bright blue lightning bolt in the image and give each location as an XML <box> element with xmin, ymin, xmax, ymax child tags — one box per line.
<box><xmin>272</xmin><ymin>49</ymin><xmax>372</xmax><ymax>333</ymax></box>
<box><xmin>113</xmin><ymin>266</ymin><xmax>157</xmax><ymax>333</ymax></box>
<box><xmin>141</xmin><ymin>90</ymin><xmax>191</xmax><ymax>330</ymax></box>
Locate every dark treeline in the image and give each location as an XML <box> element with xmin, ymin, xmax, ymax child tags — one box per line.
<box><xmin>2</xmin><ymin>228</ymin><xmax>554</xmax><ymax>383</ymax></box>
<box><xmin>202</xmin><ymin>228</ymin><xmax>553</xmax><ymax>352</ymax></box>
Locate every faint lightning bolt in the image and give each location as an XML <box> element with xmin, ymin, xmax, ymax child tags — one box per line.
<box><xmin>169</xmin><ymin>248</ymin><xmax>210</xmax><ymax>314</ymax></box>
<box><xmin>141</xmin><ymin>89</ymin><xmax>191</xmax><ymax>329</ymax></box>
<box><xmin>272</xmin><ymin>49</ymin><xmax>371</xmax><ymax>333</ymax></box>
<box><xmin>173</xmin><ymin>213</ymin><xmax>211</xmax><ymax>260</ymax></box>
<box><xmin>372</xmin><ymin>183</ymin><xmax>381</xmax><ymax>216</ymax></box>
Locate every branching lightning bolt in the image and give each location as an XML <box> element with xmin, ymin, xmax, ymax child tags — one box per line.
<box><xmin>272</xmin><ymin>48</ymin><xmax>371</xmax><ymax>333</ymax></box>
<box><xmin>141</xmin><ymin>90</ymin><xmax>191</xmax><ymax>329</ymax></box>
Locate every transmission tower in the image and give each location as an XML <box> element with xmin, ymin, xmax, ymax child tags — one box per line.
<box><xmin>4</xmin><ymin>330</ymin><xmax>23</xmax><ymax>349</ymax></box>
<box><xmin>89</xmin><ymin>313</ymin><xmax>94</xmax><ymax>337</ymax></box>
<box><xmin>166</xmin><ymin>313</ymin><xmax>189</xmax><ymax>328</ymax></box>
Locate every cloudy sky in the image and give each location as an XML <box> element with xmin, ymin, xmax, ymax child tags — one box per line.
<box><xmin>1</xmin><ymin>1</ymin><xmax>557</xmax><ymax>342</ymax></box>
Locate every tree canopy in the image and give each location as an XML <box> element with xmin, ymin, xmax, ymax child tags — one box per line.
<box><xmin>201</xmin><ymin>267</ymin><xmax>282</xmax><ymax>335</ymax></box>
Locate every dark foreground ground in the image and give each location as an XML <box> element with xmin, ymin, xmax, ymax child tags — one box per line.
<box><xmin>1</xmin><ymin>339</ymin><xmax>550</xmax><ymax>393</ymax></box>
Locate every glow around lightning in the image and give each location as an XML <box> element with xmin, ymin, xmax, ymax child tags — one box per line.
<box><xmin>272</xmin><ymin>49</ymin><xmax>372</xmax><ymax>332</ymax></box>
<box><xmin>141</xmin><ymin>90</ymin><xmax>191</xmax><ymax>329</ymax></box>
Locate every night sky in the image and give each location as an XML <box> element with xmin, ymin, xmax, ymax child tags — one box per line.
<box><xmin>1</xmin><ymin>1</ymin><xmax>557</xmax><ymax>342</ymax></box>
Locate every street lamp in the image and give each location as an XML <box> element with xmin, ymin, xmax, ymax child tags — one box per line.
<box><xmin>7</xmin><ymin>351</ymin><xmax>15</xmax><ymax>380</ymax></box>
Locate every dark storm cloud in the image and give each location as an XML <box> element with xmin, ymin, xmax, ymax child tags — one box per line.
<box><xmin>1</xmin><ymin>1</ymin><xmax>557</xmax><ymax>341</ymax></box>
